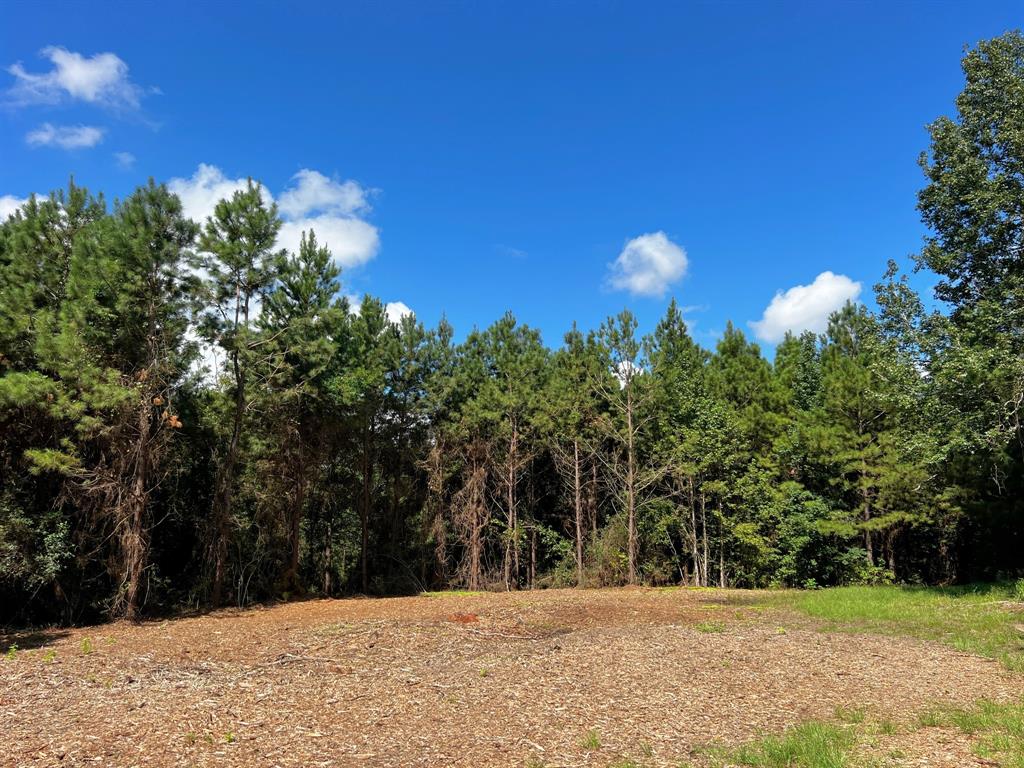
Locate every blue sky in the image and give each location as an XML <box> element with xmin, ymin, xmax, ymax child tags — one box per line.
<box><xmin>1</xmin><ymin>2</ymin><xmax>1020</xmax><ymax>353</ymax></box>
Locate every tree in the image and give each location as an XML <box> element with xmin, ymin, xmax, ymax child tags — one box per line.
<box><xmin>648</xmin><ymin>300</ymin><xmax>710</xmax><ymax>585</ymax></box>
<box><xmin>594</xmin><ymin>310</ymin><xmax>659</xmax><ymax>584</ymax></box>
<box><xmin>339</xmin><ymin>296</ymin><xmax>399</xmax><ymax>592</ymax></box>
<box><xmin>196</xmin><ymin>181</ymin><xmax>282</xmax><ymax>606</ymax></box>
<box><xmin>259</xmin><ymin>231</ymin><xmax>348</xmax><ymax>591</ymax></box>
<box><xmin>0</xmin><ymin>184</ymin><xmax>107</xmax><ymax>621</ymax></box>
<box><xmin>480</xmin><ymin>313</ymin><xmax>548</xmax><ymax>590</ymax></box>
<box><xmin>915</xmin><ymin>32</ymin><xmax>1024</xmax><ymax>578</ymax></box>
<box><xmin>807</xmin><ymin>303</ymin><xmax>933</xmax><ymax>574</ymax></box>
<box><xmin>544</xmin><ymin>324</ymin><xmax>604</xmax><ymax>585</ymax></box>
<box><xmin>3</xmin><ymin>182</ymin><xmax>197</xmax><ymax>619</ymax></box>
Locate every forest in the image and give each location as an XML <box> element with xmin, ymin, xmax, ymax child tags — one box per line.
<box><xmin>1</xmin><ymin>33</ymin><xmax>1022</xmax><ymax>626</ymax></box>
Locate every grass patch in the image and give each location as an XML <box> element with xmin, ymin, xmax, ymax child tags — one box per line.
<box><xmin>706</xmin><ymin>697</ymin><xmax>1024</xmax><ymax>767</ymax></box>
<box><xmin>759</xmin><ymin>583</ymin><xmax>1024</xmax><ymax>671</ymax></box>
<box><xmin>833</xmin><ymin>706</ymin><xmax>866</xmax><ymax>725</ymax></box>
<box><xmin>917</xmin><ymin>699</ymin><xmax>1024</xmax><ymax>765</ymax></box>
<box><xmin>580</xmin><ymin>729</ymin><xmax>601</xmax><ymax>750</ymax></box>
<box><xmin>695</xmin><ymin>620</ymin><xmax>726</xmax><ymax>634</ymax></box>
<box><xmin>420</xmin><ymin>590</ymin><xmax>485</xmax><ymax>598</ymax></box>
<box><xmin>713</xmin><ymin>721</ymin><xmax>856</xmax><ymax>767</ymax></box>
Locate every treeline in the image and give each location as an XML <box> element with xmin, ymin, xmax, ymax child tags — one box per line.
<box><xmin>2</xmin><ymin>34</ymin><xmax>1023</xmax><ymax>625</ymax></box>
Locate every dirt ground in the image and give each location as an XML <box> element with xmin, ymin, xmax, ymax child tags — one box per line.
<box><xmin>1</xmin><ymin>587</ymin><xmax>1019</xmax><ymax>767</ymax></box>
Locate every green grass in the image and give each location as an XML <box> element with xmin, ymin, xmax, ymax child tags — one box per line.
<box><xmin>712</xmin><ymin>722</ymin><xmax>856</xmax><ymax>768</ymax></box>
<box><xmin>833</xmin><ymin>706</ymin><xmax>866</xmax><ymax>725</ymax></box>
<box><xmin>706</xmin><ymin>695</ymin><xmax>1024</xmax><ymax>768</ymax></box>
<box><xmin>917</xmin><ymin>699</ymin><xmax>1024</xmax><ymax>766</ymax></box>
<box><xmin>420</xmin><ymin>590</ymin><xmax>485</xmax><ymax>598</ymax></box>
<box><xmin>580</xmin><ymin>729</ymin><xmax>601</xmax><ymax>750</ymax></box>
<box><xmin>694</xmin><ymin>620</ymin><xmax>726</xmax><ymax>634</ymax></box>
<box><xmin>759</xmin><ymin>583</ymin><xmax>1024</xmax><ymax>672</ymax></box>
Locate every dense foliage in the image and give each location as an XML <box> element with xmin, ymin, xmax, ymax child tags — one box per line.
<box><xmin>2</xmin><ymin>34</ymin><xmax>1022</xmax><ymax>624</ymax></box>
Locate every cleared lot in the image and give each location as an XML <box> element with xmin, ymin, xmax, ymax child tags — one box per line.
<box><xmin>1</xmin><ymin>587</ymin><xmax>1020</xmax><ymax>767</ymax></box>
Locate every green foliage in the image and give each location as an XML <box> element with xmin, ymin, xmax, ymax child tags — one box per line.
<box><xmin>722</xmin><ymin>722</ymin><xmax>855</xmax><ymax>768</ymax></box>
<box><xmin>765</xmin><ymin>584</ymin><xmax>1024</xmax><ymax>671</ymax></box>
<box><xmin>1013</xmin><ymin>579</ymin><xmax>1024</xmax><ymax>603</ymax></box>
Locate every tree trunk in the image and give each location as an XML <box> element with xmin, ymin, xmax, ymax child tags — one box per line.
<box><xmin>718</xmin><ymin>531</ymin><xmax>725</xmax><ymax>588</ymax></box>
<box><xmin>589</xmin><ymin>459</ymin><xmax>599</xmax><ymax>542</ymax></box>
<box><xmin>862</xmin><ymin>486</ymin><xmax>874</xmax><ymax>567</ymax></box>
<box><xmin>360</xmin><ymin>429</ymin><xmax>372</xmax><ymax>593</ymax></box>
<box><xmin>323</xmin><ymin>518</ymin><xmax>333</xmax><ymax>596</ymax></box>
<box><xmin>688</xmin><ymin>476</ymin><xmax>701</xmax><ymax>587</ymax></box>
<box><xmin>573</xmin><ymin>439</ymin><xmax>584</xmax><ymax>586</ymax></box>
<box><xmin>285</xmin><ymin>460</ymin><xmax>305</xmax><ymax>591</ymax></box>
<box><xmin>211</xmin><ymin>283</ymin><xmax>249</xmax><ymax>607</ymax></box>
<box><xmin>860</xmin><ymin>450</ymin><xmax>875</xmax><ymax>568</ymax></box>
<box><xmin>122</xmin><ymin>399</ymin><xmax>152</xmax><ymax>621</ymax></box>
<box><xmin>529</xmin><ymin>527</ymin><xmax>536</xmax><ymax>589</ymax></box>
<box><xmin>466</xmin><ymin>451</ymin><xmax>485</xmax><ymax>591</ymax></box>
<box><xmin>700</xmin><ymin>491</ymin><xmax>709</xmax><ymax>588</ymax></box>
<box><xmin>504</xmin><ymin>422</ymin><xmax>519</xmax><ymax>591</ymax></box>
<box><xmin>625</xmin><ymin>388</ymin><xmax>638</xmax><ymax>585</ymax></box>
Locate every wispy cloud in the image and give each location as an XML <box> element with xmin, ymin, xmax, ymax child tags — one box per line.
<box><xmin>114</xmin><ymin>151</ymin><xmax>136</xmax><ymax>169</ymax></box>
<box><xmin>26</xmin><ymin>123</ymin><xmax>105</xmax><ymax>149</ymax></box>
<box><xmin>6</xmin><ymin>46</ymin><xmax>145</xmax><ymax>110</ymax></box>
<box><xmin>750</xmin><ymin>271</ymin><xmax>861</xmax><ymax>343</ymax></box>
<box><xmin>495</xmin><ymin>244</ymin><xmax>528</xmax><ymax>259</ymax></box>
<box><xmin>607</xmin><ymin>231</ymin><xmax>688</xmax><ymax>297</ymax></box>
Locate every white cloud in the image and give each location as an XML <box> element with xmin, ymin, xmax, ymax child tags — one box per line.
<box><xmin>750</xmin><ymin>271</ymin><xmax>862</xmax><ymax>343</ymax></box>
<box><xmin>169</xmin><ymin>163</ymin><xmax>379</xmax><ymax>269</ymax></box>
<box><xmin>278</xmin><ymin>216</ymin><xmax>379</xmax><ymax>269</ymax></box>
<box><xmin>0</xmin><ymin>195</ymin><xmax>28</xmax><ymax>221</ymax></box>
<box><xmin>6</xmin><ymin>46</ymin><xmax>143</xmax><ymax>109</ymax></box>
<box><xmin>385</xmin><ymin>301</ymin><xmax>413</xmax><ymax>324</ymax></box>
<box><xmin>114</xmin><ymin>151</ymin><xmax>136</xmax><ymax>169</ymax></box>
<box><xmin>26</xmin><ymin>122</ymin><xmax>104</xmax><ymax>149</ymax></box>
<box><xmin>614</xmin><ymin>359</ymin><xmax>644</xmax><ymax>387</ymax></box>
<box><xmin>345</xmin><ymin>296</ymin><xmax>413</xmax><ymax>326</ymax></box>
<box><xmin>608</xmin><ymin>231</ymin><xmax>688</xmax><ymax>297</ymax></box>
<box><xmin>277</xmin><ymin>169</ymin><xmax>369</xmax><ymax>218</ymax></box>
<box><xmin>168</xmin><ymin>164</ymin><xmax>265</xmax><ymax>225</ymax></box>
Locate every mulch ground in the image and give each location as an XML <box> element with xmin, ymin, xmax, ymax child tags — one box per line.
<box><xmin>1</xmin><ymin>587</ymin><xmax>1020</xmax><ymax>767</ymax></box>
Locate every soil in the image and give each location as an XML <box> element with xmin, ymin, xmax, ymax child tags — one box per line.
<box><xmin>1</xmin><ymin>587</ymin><xmax>1019</xmax><ymax>767</ymax></box>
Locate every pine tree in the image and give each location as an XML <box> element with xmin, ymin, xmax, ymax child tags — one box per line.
<box><xmin>4</xmin><ymin>182</ymin><xmax>197</xmax><ymax>619</ymax></box>
<box><xmin>196</xmin><ymin>180</ymin><xmax>282</xmax><ymax>606</ymax></box>
<box><xmin>259</xmin><ymin>231</ymin><xmax>348</xmax><ymax>591</ymax></box>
